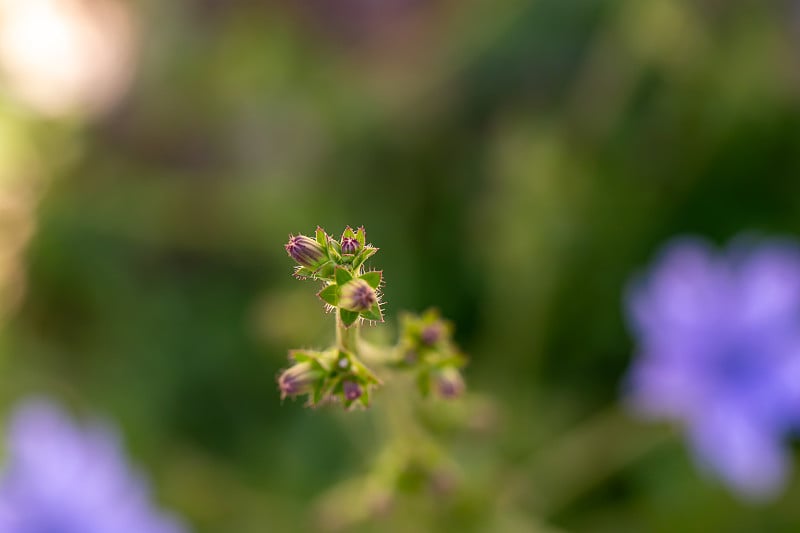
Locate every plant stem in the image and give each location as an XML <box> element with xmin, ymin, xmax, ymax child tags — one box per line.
<box><xmin>336</xmin><ymin>309</ymin><xmax>359</xmax><ymax>353</ymax></box>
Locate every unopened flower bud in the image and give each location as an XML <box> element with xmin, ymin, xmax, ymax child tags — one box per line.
<box><xmin>421</xmin><ymin>324</ymin><xmax>443</xmax><ymax>346</ymax></box>
<box><xmin>341</xmin><ymin>237</ymin><xmax>360</xmax><ymax>255</ymax></box>
<box><xmin>285</xmin><ymin>235</ymin><xmax>327</xmax><ymax>269</ymax></box>
<box><xmin>343</xmin><ymin>380</ymin><xmax>363</xmax><ymax>401</ymax></box>
<box><xmin>278</xmin><ymin>362</ymin><xmax>323</xmax><ymax>398</ymax></box>
<box><xmin>340</xmin><ymin>279</ymin><xmax>377</xmax><ymax>312</ymax></box>
<box><xmin>434</xmin><ymin>367</ymin><xmax>465</xmax><ymax>399</ymax></box>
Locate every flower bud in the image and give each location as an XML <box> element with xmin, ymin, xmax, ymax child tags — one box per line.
<box><xmin>343</xmin><ymin>380</ymin><xmax>363</xmax><ymax>401</ymax></box>
<box><xmin>341</xmin><ymin>237</ymin><xmax>360</xmax><ymax>255</ymax></box>
<box><xmin>420</xmin><ymin>324</ymin><xmax>443</xmax><ymax>346</ymax></box>
<box><xmin>339</xmin><ymin>279</ymin><xmax>377</xmax><ymax>312</ymax></box>
<box><xmin>278</xmin><ymin>362</ymin><xmax>323</xmax><ymax>398</ymax></box>
<box><xmin>285</xmin><ymin>235</ymin><xmax>327</xmax><ymax>269</ymax></box>
<box><xmin>434</xmin><ymin>367</ymin><xmax>465</xmax><ymax>399</ymax></box>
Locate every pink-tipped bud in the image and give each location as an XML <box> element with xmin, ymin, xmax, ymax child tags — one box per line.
<box><xmin>434</xmin><ymin>367</ymin><xmax>465</xmax><ymax>399</ymax></box>
<box><xmin>341</xmin><ymin>237</ymin><xmax>360</xmax><ymax>255</ymax></box>
<box><xmin>339</xmin><ymin>279</ymin><xmax>377</xmax><ymax>312</ymax></box>
<box><xmin>278</xmin><ymin>362</ymin><xmax>322</xmax><ymax>398</ymax></box>
<box><xmin>343</xmin><ymin>380</ymin><xmax>363</xmax><ymax>401</ymax></box>
<box><xmin>285</xmin><ymin>235</ymin><xmax>327</xmax><ymax>269</ymax></box>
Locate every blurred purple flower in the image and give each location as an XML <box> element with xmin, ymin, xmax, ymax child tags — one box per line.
<box><xmin>0</xmin><ymin>399</ymin><xmax>187</xmax><ymax>533</ymax></box>
<box><xmin>625</xmin><ymin>237</ymin><xmax>800</xmax><ymax>501</ymax></box>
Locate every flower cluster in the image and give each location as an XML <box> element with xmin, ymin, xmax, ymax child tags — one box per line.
<box><xmin>0</xmin><ymin>398</ymin><xmax>187</xmax><ymax>533</ymax></box>
<box><xmin>278</xmin><ymin>349</ymin><xmax>381</xmax><ymax>409</ymax></box>
<box><xmin>396</xmin><ymin>309</ymin><xmax>466</xmax><ymax>399</ymax></box>
<box><xmin>286</xmin><ymin>226</ymin><xmax>378</xmax><ymax>281</ymax></box>
<box><xmin>279</xmin><ymin>226</ymin><xmax>466</xmax><ymax>410</ymax></box>
<box><xmin>625</xmin><ymin>237</ymin><xmax>800</xmax><ymax>500</ymax></box>
<box><xmin>286</xmin><ymin>226</ymin><xmax>384</xmax><ymax>327</ymax></box>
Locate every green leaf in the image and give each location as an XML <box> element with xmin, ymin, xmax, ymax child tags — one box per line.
<box><xmin>359</xmin><ymin>270</ymin><xmax>382</xmax><ymax>289</ymax></box>
<box><xmin>360</xmin><ymin>303</ymin><xmax>383</xmax><ymax>322</ymax></box>
<box><xmin>317</xmin><ymin>284</ymin><xmax>340</xmax><ymax>306</ymax></box>
<box><xmin>335</xmin><ymin>267</ymin><xmax>353</xmax><ymax>285</ymax></box>
<box><xmin>339</xmin><ymin>309</ymin><xmax>359</xmax><ymax>327</ymax></box>
<box><xmin>356</xmin><ymin>226</ymin><xmax>366</xmax><ymax>248</ymax></box>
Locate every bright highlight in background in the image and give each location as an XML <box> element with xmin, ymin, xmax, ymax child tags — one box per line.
<box><xmin>0</xmin><ymin>0</ymin><xmax>137</xmax><ymax>117</ymax></box>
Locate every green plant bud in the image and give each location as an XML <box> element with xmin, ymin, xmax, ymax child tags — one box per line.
<box><xmin>434</xmin><ymin>367</ymin><xmax>465</xmax><ymax>399</ymax></box>
<box><xmin>343</xmin><ymin>380</ymin><xmax>363</xmax><ymax>401</ymax></box>
<box><xmin>420</xmin><ymin>323</ymin><xmax>443</xmax><ymax>346</ymax></box>
<box><xmin>339</xmin><ymin>279</ymin><xmax>378</xmax><ymax>312</ymax></box>
<box><xmin>285</xmin><ymin>234</ymin><xmax>327</xmax><ymax>269</ymax></box>
<box><xmin>278</xmin><ymin>362</ymin><xmax>324</xmax><ymax>398</ymax></box>
<box><xmin>341</xmin><ymin>237</ymin><xmax>360</xmax><ymax>255</ymax></box>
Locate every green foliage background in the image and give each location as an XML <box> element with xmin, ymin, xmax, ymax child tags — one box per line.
<box><xmin>3</xmin><ymin>0</ymin><xmax>800</xmax><ymax>531</ymax></box>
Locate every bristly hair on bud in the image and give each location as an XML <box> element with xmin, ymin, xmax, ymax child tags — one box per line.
<box><xmin>285</xmin><ymin>234</ymin><xmax>328</xmax><ymax>270</ymax></box>
<box><xmin>340</xmin><ymin>279</ymin><xmax>378</xmax><ymax>312</ymax></box>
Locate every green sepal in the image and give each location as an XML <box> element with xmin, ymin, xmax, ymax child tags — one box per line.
<box><xmin>315</xmin><ymin>226</ymin><xmax>328</xmax><ymax>248</ymax></box>
<box><xmin>353</xmin><ymin>246</ymin><xmax>378</xmax><ymax>270</ymax></box>
<box><xmin>292</xmin><ymin>266</ymin><xmax>315</xmax><ymax>280</ymax></box>
<box><xmin>311</xmin><ymin>382</ymin><xmax>326</xmax><ymax>405</ymax></box>
<box><xmin>339</xmin><ymin>309</ymin><xmax>359</xmax><ymax>327</ymax></box>
<box><xmin>350</xmin><ymin>357</ymin><xmax>382</xmax><ymax>385</ymax></box>
<box><xmin>359</xmin><ymin>270</ymin><xmax>382</xmax><ymax>289</ymax></box>
<box><xmin>317</xmin><ymin>284</ymin><xmax>340</xmax><ymax>306</ymax></box>
<box><xmin>314</xmin><ymin>262</ymin><xmax>335</xmax><ymax>280</ymax></box>
<box><xmin>335</xmin><ymin>266</ymin><xmax>353</xmax><ymax>286</ymax></box>
<box><xmin>328</xmin><ymin>242</ymin><xmax>342</xmax><ymax>263</ymax></box>
<box><xmin>314</xmin><ymin>375</ymin><xmax>341</xmax><ymax>406</ymax></box>
<box><xmin>341</xmin><ymin>226</ymin><xmax>357</xmax><ymax>241</ymax></box>
<box><xmin>355</xmin><ymin>226</ymin><xmax>366</xmax><ymax>248</ymax></box>
<box><xmin>359</xmin><ymin>391</ymin><xmax>370</xmax><ymax>407</ymax></box>
<box><xmin>360</xmin><ymin>302</ymin><xmax>384</xmax><ymax>322</ymax></box>
<box><xmin>288</xmin><ymin>350</ymin><xmax>314</xmax><ymax>364</ymax></box>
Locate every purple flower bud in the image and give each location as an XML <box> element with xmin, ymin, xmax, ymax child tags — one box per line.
<box><xmin>421</xmin><ymin>324</ymin><xmax>443</xmax><ymax>346</ymax></box>
<box><xmin>343</xmin><ymin>380</ymin><xmax>363</xmax><ymax>401</ymax></box>
<box><xmin>285</xmin><ymin>235</ymin><xmax>327</xmax><ymax>269</ymax></box>
<box><xmin>435</xmin><ymin>367</ymin><xmax>465</xmax><ymax>399</ymax></box>
<box><xmin>339</xmin><ymin>279</ymin><xmax>377</xmax><ymax>312</ymax></box>
<box><xmin>278</xmin><ymin>362</ymin><xmax>323</xmax><ymax>398</ymax></box>
<box><xmin>341</xmin><ymin>237</ymin><xmax>360</xmax><ymax>255</ymax></box>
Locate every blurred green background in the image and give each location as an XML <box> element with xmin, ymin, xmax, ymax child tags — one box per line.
<box><xmin>2</xmin><ymin>0</ymin><xmax>800</xmax><ymax>531</ymax></box>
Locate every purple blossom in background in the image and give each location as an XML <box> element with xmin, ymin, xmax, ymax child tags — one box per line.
<box><xmin>625</xmin><ymin>237</ymin><xmax>800</xmax><ymax>501</ymax></box>
<box><xmin>0</xmin><ymin>399</ymin><xmax>188</xmax><ymax>533</ymax></box>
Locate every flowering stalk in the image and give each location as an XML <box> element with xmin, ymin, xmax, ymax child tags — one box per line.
<box><xmin>279</xmin><ymin>226</ymin><xmax>467</xmax><ymax>410</ymax></box>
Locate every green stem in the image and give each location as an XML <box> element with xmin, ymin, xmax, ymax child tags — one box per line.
<box><xmin>336</xmin><ymin>308</ymin><xmax>359</xmax><ymax>353</ymax></box>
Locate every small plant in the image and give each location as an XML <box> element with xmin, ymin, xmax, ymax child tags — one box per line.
<box><xmin>279</xmin><ymin>226</ymin><xmax>467</xmax><ymax>409</ymax></box>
